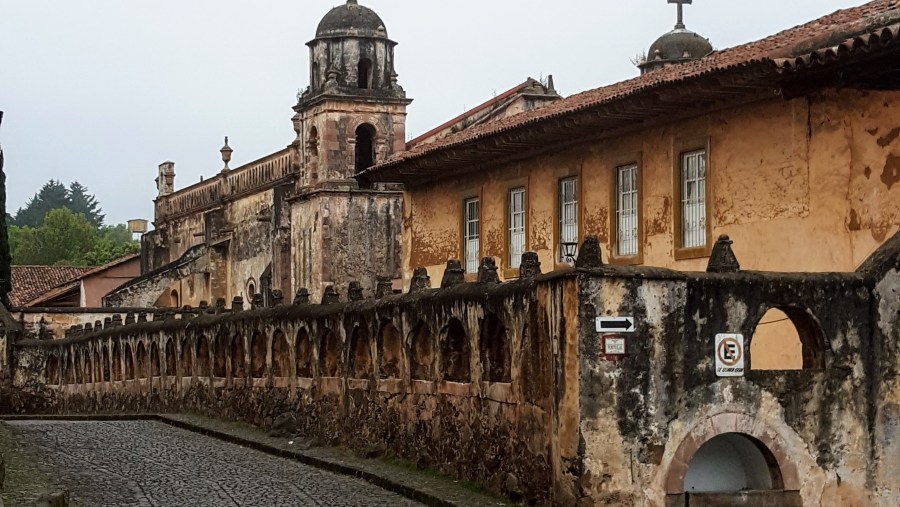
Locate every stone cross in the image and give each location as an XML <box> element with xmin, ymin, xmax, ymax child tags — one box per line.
<box><xmin>668</xmin><ymin>0</ymin><xmax>693</xmax><ymax>29</ymax></box>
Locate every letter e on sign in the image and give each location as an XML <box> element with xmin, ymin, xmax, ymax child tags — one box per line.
<box><xmin>715</xmin><ymin>333</ymin><xmax>745</xmax><ymax>377</ymax></box>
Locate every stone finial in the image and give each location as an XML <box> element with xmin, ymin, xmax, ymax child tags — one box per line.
<box><xmin>94</xmin><ymin>320</ymin><xmax>103</xmax><ymax>329</ymax></box>
<box><xmin>215</xmin><ymin>298</ymin><xmax>227</xmax><ymax>313</ymax></box>
<box><xmin>348</xmin><ymin>282</ymin><xmax>364</xmax><ymax>302</ymax></box>
<box><xmin>84</xmin><ymin>322</ymin><xmax>93</xmax><ymax>333</ymax></box>
<box><xmin>74</xmin><ymin>324</ymin><xmax>84</xmax><ymax>337</ymax></box>
<box><xmin>293</xmin><ymin>288</ymin><xmax>310</xmax><ymax>305</ymax></box>
<box><xmin>519</xmin><ymin>252</ymin><xmax>542</xmax><ymax>278</ymax></box>
<box><xmin>137</xmin><ymin>312</ymin><xmax>148</xmax><ymax>323</ymax></box>
<box><xmin>112</xmin><ymin>314</ymin><xmax>123</xmax><ymax>327</ymax></box>
<box><xmin>182</xmin><ymin>306</ymin><xmax>195</xmax><ymax>319</ymax></box>
<box><xmin>271</xmin><ymin>289</ymin><xmax>285</xmax><ymax>306</ymax></box>
<box><xmin>575</xmin><ymin>236</ymin><xmax>604</xmax><ymax>269</ymax></box>
<box><xmin>232</xmin><ymin>296</ymin><xmax>244</xmax><ymax>312</ymax></box>
<box><xmin>477</xmin><ymin>257</ymin><xmax>501</xmax><ymax>284</ymax></box>
<box><xmin>375</xmin><ymin>277</ymin><xmax>393</xmax><ymax>299</ymax></box>
<box><xmin>251</xmin><ymin>293</ymin><xmax>264</xmax><ymax>310</ymax></box>
<box><xmin>441</xmin><ymin>260</ymin><xmax>466</xmax><ymax>288</ymax></box>
<box><xmin>321</xmin><ymin>286</ymin><xmax>340</xmax><ymax>305</ymax></box>
<box><xmin>198</xmin><ymin>300</ymin><xmax>209</xmax><ymax>311</ymax></box>
<box><xmin>409</xmin><ymin>267</ymin><xmax>431</xmax><ymax>293</ymax></box>
<box><xmin>707</xmin><ymin>235</ymin><xmax>741</xmax><ymax>273</ymax></box>
<box><xmin>104</xmin><ymin>317</ymin><xmax>113</xmax><ymax>329</ymax></box>
<box><xmin>220</xmin><ymin>136</ymin><xmax>233</xmax><ymax>172</ymax></box>
<box><xmin>165</xmin><ymin>311</ymin><xmax>175</xmax><ymax>321</ymax></box>
<box><xmin>124</xmin><ymin>312</ymin><xmax>136</xmax><ymax>325</ymax></box>
<box><xmin>152</xmin><ymin>311</ymin><xmax>164</xmax><ymax>322</ymax></box>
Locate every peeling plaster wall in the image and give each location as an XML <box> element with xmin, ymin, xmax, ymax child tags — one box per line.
<box><xmin>404</xmin><ymin>89</ymin><xmax>900</xmax><ymax>287</ymax></box>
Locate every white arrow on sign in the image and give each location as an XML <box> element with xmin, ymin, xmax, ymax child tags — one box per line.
<box><xmin>595</xmin><ymin>317</ymin><xmax>636</xmax><ymax>333</ymax></box>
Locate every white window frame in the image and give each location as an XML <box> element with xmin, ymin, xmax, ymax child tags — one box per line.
<box><xmin>680</xmin><ymin>149</ymin><xmax>707</xmax><ymax>249</ymax></box>
<box><xmin>558</xmin><ymin>178</ymin><xmax>578</xmax><ymax>263</ymax></box>
<box><xmin>463</xmin><ymin>197</ymin><xmax>480</xmax><ymax>274</ymax></box>
<box><xmin>615</xmin><ymin>164</ymin><xmax>639</xmax><ymax>257</ymax></box>
<box><xmin>508</xmin><ymin>188</ymin><xmax>526</xmax><ymax>269</ymax></box>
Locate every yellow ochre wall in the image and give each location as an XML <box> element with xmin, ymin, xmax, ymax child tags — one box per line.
<box><xmin>404</xmin><ymin>89</ymin><xmax>900</xmax><ymax>285</ymax></box>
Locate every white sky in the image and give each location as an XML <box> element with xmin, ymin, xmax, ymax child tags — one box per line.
<box><xmin>0</xmin><ymin>0</ymin><xmax>863</xmax><ymax>226</ymax></box>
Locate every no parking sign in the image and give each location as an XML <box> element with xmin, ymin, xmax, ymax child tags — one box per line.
<box><xmin>715</xmin><ymin>333</ymin><xmax>745</xmax><ymax>377</ymax></box>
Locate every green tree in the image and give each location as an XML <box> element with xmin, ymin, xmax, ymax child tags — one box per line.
<box><xmin>11</xmin><ymin>208</ymin><xmax>98</xmax><ymax>266</ymax></box>
<box><xmin>12</xmin><ymin>179</ymin><xmax>70</xmax><ymax>228</ymax></box>
<box><xmin>82</xmin><ymin>225</ymin><xmax>140</xmax><ymax>266</ymax></box>
<box><xmin>67</xmin><ymin>181</ymin><xmax>105</xmax><ymax>228</ymax></box>
<box><xmin>0</xmin><ymin>111</ymin><xmax>11</xmax><ymax>307</ymax></box>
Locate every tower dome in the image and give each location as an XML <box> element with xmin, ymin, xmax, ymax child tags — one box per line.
<box><xmin>638</xmin><ymin>1</ymin><xmax>713</xmax><ymax>74</ymax></box>
<box><xmin>316</xmin><ymin>0</ymin><xmax>388</xmax><ymax>39</ymax></box>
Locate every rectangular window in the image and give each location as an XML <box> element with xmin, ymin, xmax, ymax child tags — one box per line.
<box><xmin>559</xmin><ymin>178</ymin><xmax>578</xmax><ymax>262</ymax></box>
<box><xmin>680</xmin><ymin>149</ymin><xmax>707</xmax><ymax>249</ymax></box>
<box><xmin>463</xmin><ymin>198</ymin><xmax>480</xmax><ymax>274</ymax></box>
<box><xmin>508</xmin><ymin>188</ymin><xmax>526</xmax><ymax>269</ymax></box>
<box><xmin>615</xmin><ymin>164</ymin><xmax>639</xmax><ymax>257</ymax></box>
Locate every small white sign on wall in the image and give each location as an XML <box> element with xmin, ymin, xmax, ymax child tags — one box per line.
<box><xmin>715</xmin><ymin>333</ymin><xmax>745</xmax><ymax>377</ymax></box>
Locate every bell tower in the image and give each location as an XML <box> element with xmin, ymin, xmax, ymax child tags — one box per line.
<box><xmin>289</xmin><ymin>0</ymin><xmax>411</xmax><ymax>300</ymax></box>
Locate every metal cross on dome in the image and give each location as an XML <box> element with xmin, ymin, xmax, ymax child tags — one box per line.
<box><xmin>669</xmin><ymin>0</ymin><xmax>693</xmax><ymax>30</ymax></box>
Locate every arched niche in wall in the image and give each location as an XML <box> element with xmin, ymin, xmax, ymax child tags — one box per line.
<box><xmin>102</xmin><ymin>345</ymin><xmax>111</xmax><ymax>382</ymax></box>
<box><xmin>135</xmin><ymin>343</ymin><xmax>148</xmax><ymax>380</ymax></box>
<box><xmin>65</xmin><ymin>353</ymin><xmax>75</xmax><ymax>384</ymax></box>
<box><xmin>150</xmin><ymin>342</ymin><xmax>161</xmax><ymax>378</ymax></box>
<box><xmin>165</xmin><ymin>339</ymin><xmax>176</xmax><ymax>378</ymax></box>
<box><xmin>296</xmin><ymin>327</ymin><xmax>313</xmax><ymax>378</ymax></box>
<box><xmin>93</xmin><ymin>349</ymin><xmax>101</xmax><ymax>383</ymax></box>
<box><xmin>45</xmin><ymin>354</ymin><xmax>59</xmax><ymax>385</ymax></box>
<box><xmin>180</xmin><ymin>338</ymin><xmax>193</xmax><ymax>378</ymax></box>
<box><xmin>213</xmin><ymin>334</ymin><xmax>227</xmax><ymax>378</ymax></box>
<box><xmin>319</xmin><ymin>328</ymin><xmax>341</xmax><ymax>378</ymax></box>
<box><xmin>231</xmin><ymin>334</ymin><xmax>246</xmax><ymax>379</ymax></box>
<box><xmin>124</xmin><ymin>344</ymin><xmax>135</xmax><ymax>380</ymax></box>
<box><xmin>441</xmin><ymin>318</ymin><xmax>471</xmax><ymax>383</ymax></box>
<box><xmin>250</xmin><ymin>331</ymin><xmax>267</xmax><ymax>379</ymax></box>
<box><xmin>112</xmin><ymin>344</ymin><xmax>123</xmax><ymax>382</ymax></box>
<box><xmin>378</xmin><ymin>321</ymin><xmax>402</xmax><ymax>379</ymax></box>
<box><xmin>409</xmin><ymin>321</ymin><xmax>434</xmax><ymax>381</ymax></box>
<box><xmin>749</xmin><ymin>306</ymin><xmax>826</xmax><ymax>371</ymax></box>
<box><xmin>196</xmin><ymin>336</ymin><xmax>211</xmax><ymax>377</ymax></box>
<box><xmin>272</xmin><ymin>330</ymin><xmax>290</xmax><ymax>378</ymax></box>
<box><xmin>480</xmin><ymin>313</ymin><xmax>511</xmax><ymax>383</ymax></box>
<box><xmin>349</xmin><ymin>325</ymin><xmax>372</xmax><ymax>379</ymax></box>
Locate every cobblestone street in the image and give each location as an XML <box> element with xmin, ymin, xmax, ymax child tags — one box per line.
<box><xmin>5</xmin><ymin>420</ymin><xmax>425</xmax><ymax>507</ymax></box>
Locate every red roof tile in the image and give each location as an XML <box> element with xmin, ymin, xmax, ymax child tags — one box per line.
<box><xmin>365</xmin><ymin>0</ymin><xmax>900</xmax><ymax>176</ymax></box>
<box><xmin>10</xmin><ymin>266</ymin><xmax>93</xmax><ymax>307</ymax></box>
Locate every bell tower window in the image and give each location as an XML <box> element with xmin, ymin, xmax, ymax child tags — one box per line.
<box><xmin>358</xmin><ymin>58</ymin><xmax>373</xmax><ymax>89</ymax></box>
<box><xmin>355</xmin><ymin>124</ymin><xmax>376</xmax><ymax>174</ymax></box>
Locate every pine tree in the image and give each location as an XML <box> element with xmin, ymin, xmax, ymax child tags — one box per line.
<box><xmin>67</xmin><ymin>181</ymin><xmax>105</xmax><ymax>228</ymax></box>
<box><xmin>12</xmin><ymin>179</ymin><xmax>69</xmax><ymax>228</ymax></box>
<box><xmin>0</xmin><ymin>111</ymin><xmax>11</xmax><ymax>308</ymax></box>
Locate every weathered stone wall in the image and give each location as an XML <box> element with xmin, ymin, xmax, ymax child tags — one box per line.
<box><xmin>14</xmin><ymin>308</ymin><xmax>187</xmax><ymax>340</ymax></box>
<box><xmin>8</xmin><ymin>271</ymin><xmax>568</xmax><ymax>504</ymax></box>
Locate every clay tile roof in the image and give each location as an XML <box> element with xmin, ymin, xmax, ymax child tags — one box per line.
<box><xmin>9</xmin><ymin>266</ymin><xmax>93</xmax><ymax>307</ymax></box>
<box><xmin>364</xmin><ymin>0</ymin><xmax>900</xmax><ymax>180</ymax></box>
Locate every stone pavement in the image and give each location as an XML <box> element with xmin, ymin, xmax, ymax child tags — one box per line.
<box><xmin>5</xmin><ymin>420</ymin><xmax>425</xmax><ymax>507</ymax></box>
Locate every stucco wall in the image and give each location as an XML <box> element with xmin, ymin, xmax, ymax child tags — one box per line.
<box><xmin>404</xmin><ymin>89</ymin><xmax>900</xmax><ymax>286</ymax></box>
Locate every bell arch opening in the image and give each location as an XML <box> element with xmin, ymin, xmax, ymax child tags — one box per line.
<box><xmin>750</xmin><ymin>306</ymin><xmax>826</xmax><ymax>370</ymax></box>
<box><xmin>354</xmin><ymin>124</ymin><xmax>376</xmax><ymax>174</ymax></box>
<box><xmin>358</xmin><ymin>58</ymin><xmax>373</xmax><ymax>89</ymax></box>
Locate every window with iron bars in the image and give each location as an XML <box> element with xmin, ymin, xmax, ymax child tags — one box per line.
<box><xmin>463</xmin><ymin>197</ymin><xmax>480</xmax><ymax>274</ymax></box>
<box><xmin>508</xmin><ymin>188</ymin><xmax>526</xmax><ymax>269</ymax></box>
<box><xmin>680</xmin><ymin>150</ymin><xmax>707</xmax><ymax>249</ymax></box>
<box><xmin>615</xmin><ymin>164</ymin><xmax>639</xmax><ymax>257</ymax></box>
<box><xmin>558</xmin><ymin>178</ymin><xmax>578</xmax><ymax>262</ymax></box>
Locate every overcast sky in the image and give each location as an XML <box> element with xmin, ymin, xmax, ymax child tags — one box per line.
<box><xmin>0</xmin><ymin>0</ymin><xmax>863</xmax><ymax>226</ymax></box>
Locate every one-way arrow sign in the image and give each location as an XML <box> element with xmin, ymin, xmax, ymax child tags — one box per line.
<box><xmin>596</xmin><ymin>317</ymin><xmax>636</xmax><ymax>333</ymax></box>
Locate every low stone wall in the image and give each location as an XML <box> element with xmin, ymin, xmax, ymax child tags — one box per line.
<box><xmin>6</xmin><ymin>272</ymin><xmax>574</xmax><ymax>504</ymax></box>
